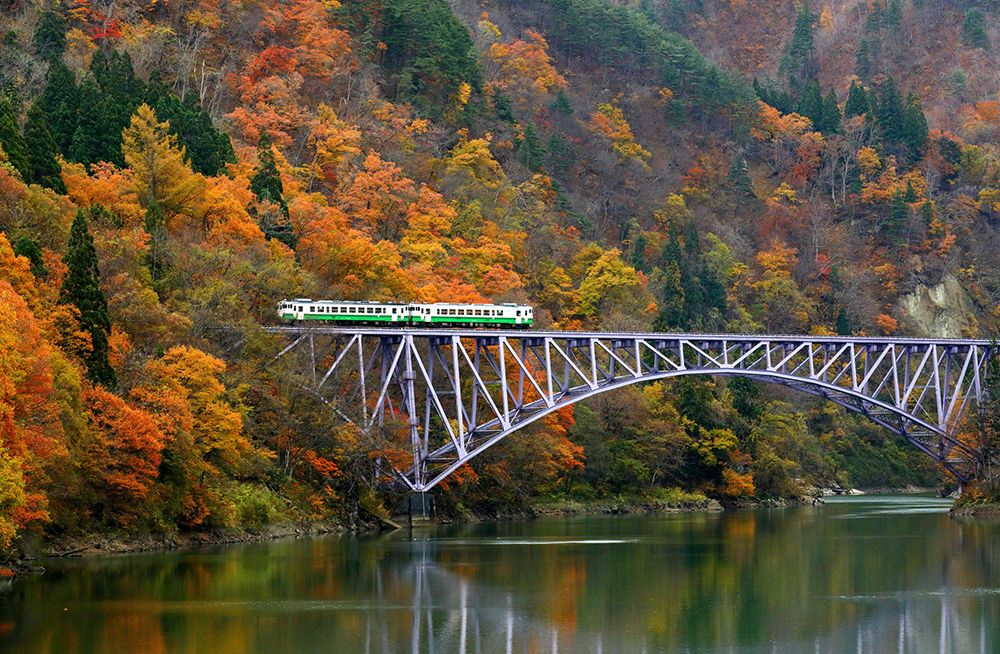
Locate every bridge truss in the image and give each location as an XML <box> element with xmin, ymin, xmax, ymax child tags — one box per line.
<box><xmin>266</xmin><ymin>328</ymin><xmax>992</xmax><ymax>490</ymax></box>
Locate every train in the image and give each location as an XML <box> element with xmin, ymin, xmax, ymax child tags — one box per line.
<box><xmin>278</xmin><ymin>299</ymin><xmax>534</xmax><ymax>328</ymax></box>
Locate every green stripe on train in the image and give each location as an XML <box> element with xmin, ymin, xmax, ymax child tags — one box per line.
<box><xmin>297</xmin><ymin>314</ymin><xmax>396</xmax><ymax>321</ymax></box>
<box><xmin>429</xmin><ymin>316</ymin><xmax>519</xmax><ymax>324</ymax></box>
<box><xmin>283</xmin><ymin>314</ymin><xmax>532</xmax><ymax>326</ymax></box>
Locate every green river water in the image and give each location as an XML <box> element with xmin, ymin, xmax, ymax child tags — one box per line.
<box><xmin>1</xmin><ymin>495</ymin><xmax>999</xmax><ymax>653</ymax></box>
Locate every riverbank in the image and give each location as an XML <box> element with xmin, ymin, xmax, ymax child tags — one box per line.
<box><xmin>1</xmin><ymin>519</ymin><xmax>352</xmax><ymax>578</ymax></box>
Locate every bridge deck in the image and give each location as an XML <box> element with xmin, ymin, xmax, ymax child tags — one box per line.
<box><xmin>264</xmin><ymin>325</ymin><xmax>991</xmax><ymax>347</ymax></box>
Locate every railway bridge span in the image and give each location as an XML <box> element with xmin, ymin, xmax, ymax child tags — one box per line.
<box><xmin>265</xmin><ymin>327</ymin><xmax>992</xmax><ymax>490</ymax></box>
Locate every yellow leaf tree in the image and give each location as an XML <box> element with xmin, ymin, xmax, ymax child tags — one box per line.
<box><xmin>121</xmin><ymin>104</ymin><xmax>203</xmax><ymax>222</ymax></box>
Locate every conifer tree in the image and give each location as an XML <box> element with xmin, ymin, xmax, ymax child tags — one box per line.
<box><xmin>796</xmin><ymin>80</ymin><xmax>824</xmax><ymax>127</ymax></box>
<box><xmin>887</xmin><ymin>193</ymin><xmax>909</xmax><ymax>245</ymax></box>
<box><xmin>550</xmin><ymin>89</ymin><xmax>573</xmax><ymax>116</ymax></box>
<box><xmin>250</xmin><ymin>134</ymin><xmax>296</xmax><ymax>248</ymax></box>
<box><xmin>631</xmin><ymin>232</ymin><xmax>648</xmax><ymax>272</ymax></box>
<box><xmin>0</xmin><ymin>95</ymin><xmax>28</xmax><ymax>177</ymax></box>
<box><xmin>32</xmin><ymin>10</ymin><xmax>66</xmax><ymax>61</ymax></box>
<box><xmin>144</xmin><ymin>73</ymin><xmax>235</xmax><ymax>176</ymax></box>
<box><xmin>654</xmin><ymin>228</ymin><xmax>686</xmax><ymax>330</ymax></box>
<box><xmin>876</xmin><ymin>78</ymin><xmax>904</xmax><ymax>146</ymax></box>
<box><xmin>39</xmin><ymin>61</ymin><xmax>79</xmax><ymax>154</ymax></box>
<box><xmin>727</xmin><ymin>153</ymin><xmax>755</xmax><ymax>203</ymax></box>
<box><xmin>23</xmin><ymin>102</ymin><xmax>66</xmax><ymax>192</ymax></box>
<box><xmin>844</xmin><ymin>80</ymin><xmax>870</xmax><ymax>118</ymax></box>
<box><xmin>121</xmin><ymin>104</ymin><xmax>201</xmax><ymax>217</ymax></box>
<box><xmin>61</xmin><ymin>209</ymin><xmax>115</xmax><ymax>387</ymax></box>
<box><xmin>516</xmin><ymin>122</ymin><xmax>545</xmax><ymax>172</ymax></box>
<box><xmin>962</xmin><ymin>8</ymin><xmax>989</xmax><ymax>50</ymax></box>
<box><xmin>835</xmin><ymin>308</ymin><xmax>851</xmax><ymax>336</ymax></box>
<box><xmin>70</xmin><ymin>77</ymin><xmax>111</xmax><ymax>166</ymax></box>
<box><xmin>820</xmin><ymin>90</ymin><xmax>842</xmax><ymax>134</ymax></box>
<box><xmin>545</xmin><ymin>133</ymin><xmax>574</xmax><ymax>173</ymax></box>
<box><xmin>13</xmin><ymin>236</ymin><xmax>46</xmax><ymax>279</ymax></box>
<box><xmin>779</xmin><ymin>3</ymin><xmax>817</xmax><ymax>90</ymax></box>
<box><xmin>88</xmin><ymin>50</ymin><xmax>141</xmax><ymax>166</ymax></box>
<box><xmin>491</xmin><ymin>88</ymin><xmax>514</xmax><ymax>122</ymax></box>
<box><xmin>902</xmin><ymin>93</ymin><xmax>928</xmax><ymax>156</ymax></box>
<box><xmin>855</xmin><ymin>37</ymin><xmax>878</xmax><ymax>82</ymax></box>
<box><xmin>884</xmin><ymin>0</ymin><xmax>902</xmax><ymax>29</ymax></box>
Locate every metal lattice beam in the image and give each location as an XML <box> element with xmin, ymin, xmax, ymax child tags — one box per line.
<box><xmin>267</xmin><ymin>328</ymin><xmax>992</xmax><ymax>490</ymax></box>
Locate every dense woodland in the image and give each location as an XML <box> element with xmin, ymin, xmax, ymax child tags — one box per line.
<box><xmin>2</xmin><ymin>0</ymin><xmax>1000</xmax><ymax>547</ymax></box>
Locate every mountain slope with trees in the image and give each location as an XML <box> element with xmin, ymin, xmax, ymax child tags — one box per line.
<box><xmin>1</xmin><ymin>0</ymin><xmax>994</xmax><ymax>548</ymax></box>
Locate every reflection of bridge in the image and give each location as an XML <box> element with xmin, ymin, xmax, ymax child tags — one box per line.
<box><xmin>266</xmin><ymin>328</ymin><xmax>993</xmax><ymax>489</ymax></box>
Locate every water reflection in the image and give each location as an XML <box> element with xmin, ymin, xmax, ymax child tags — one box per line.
<box><xmin>1</xmin><ymin>496</ymin><xmax>998</xmax><ymax>654</ymax></box>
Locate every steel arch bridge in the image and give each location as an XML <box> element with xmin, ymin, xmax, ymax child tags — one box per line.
<box><xmin>265</xmin><ymin>327</ymin><xmax>993</xmax><ymax>490</ymax></box>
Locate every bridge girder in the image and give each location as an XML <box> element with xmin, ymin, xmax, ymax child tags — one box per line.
<box><xmin>266</xmin><ymin>328</ymin><xmax>991</xmax><ymax>490</ymax></box>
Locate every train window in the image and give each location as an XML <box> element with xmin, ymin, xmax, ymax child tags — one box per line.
<box><xmin>516</xmin><ymin>310</ymin><xmax>521</xmax><ymax>316</ymax></box>
<box><xmin>391</xmin><ymin>308</ymin><xmax>396</xmax><ymax>314</ymax></box>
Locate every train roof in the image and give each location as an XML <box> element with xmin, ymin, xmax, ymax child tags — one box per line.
<box><xmin>283</xmin><ymin>299</ymin><xmax>531</xmax><ymax>307</ymax></box>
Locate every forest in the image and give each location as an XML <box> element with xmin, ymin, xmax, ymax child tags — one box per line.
<box><xmin>2</xmin><ymin>0</ymin><xmax>1000</xmax><ymax>550</ymax></box>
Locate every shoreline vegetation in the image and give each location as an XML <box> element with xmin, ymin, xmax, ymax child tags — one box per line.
<box><xmin>0</xmin><ymin>486</ymin><xmax>956</xmax><ymax>579</ymax></box>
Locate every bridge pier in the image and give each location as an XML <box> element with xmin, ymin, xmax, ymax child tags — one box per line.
<box><xmin>407</xmin><ymin>492</ymin><xmax>434</xmax><ymax>521</ymax></box>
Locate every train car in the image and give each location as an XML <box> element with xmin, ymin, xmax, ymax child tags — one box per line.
<box><xmin>278</xmin><ymin>300</ymin><xmax>533</xmax><ymax>328</ymax></box>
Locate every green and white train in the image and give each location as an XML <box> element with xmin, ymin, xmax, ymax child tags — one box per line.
<box><xmin>278</xmin><ymin>300</ymin><xmax>534</xmax><ymax>328</ymax></box>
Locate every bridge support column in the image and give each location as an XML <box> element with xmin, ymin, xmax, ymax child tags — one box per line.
<box><xmin>408</xmin><ymin>492</ymin><xmax>434</xmax><ymax>520</ymax></box>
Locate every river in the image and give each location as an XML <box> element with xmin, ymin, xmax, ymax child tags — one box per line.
<box><xmin>1</xmin><ymin>495</ymin><xmax>998</xmax><ymax>653</ymax></box>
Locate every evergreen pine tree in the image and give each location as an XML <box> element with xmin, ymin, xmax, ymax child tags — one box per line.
<box><xmin>39</xmin><ymin>61</ymin><xmax>78</xmax><ymax>154</ymax></box>
<box><xmin>32</xmin><ymin>10</ymin><xmax>66</xmax><ymax>61</ymax></box>
<box><xmin>902</xmin><ymin>93</ymin><xmax>928</xmax><ymax>156</ymax></box>
<box><xmin>796</xmin><ymin>79</ymin><xmax>824</xmax><ymax>127</ymax></box>
<box><xmin>631</xmin><ymin>232</ymin><xmax>648</xmax><ymax>272</ymax></box>
<box><xmin>549</xmin><ymin>89</ymin><xmax>573</xmax><ymax>116</ymax></box>
<box><xmin>855</xmin><ymin>37</ymin><xmax>878</xmax><ymax>82</ymax></box>
<box><xmin>884</xmin><ymin>0</ymin><xmax>902</xmax><ymax>28</ymax></box>
<box><xmin>250</xmin><ymin>134</ymin><xmax>296</xmax><ymax>249</ymax></box>
<box><xmin>382</xmin><ymin>0</ymin><xmax>482</xmax><ymax>117</ymax></box>
<box><xmin>820</xmin><ymin>90</ymin><xmax>842</xmax><ymax>134</ymax></box>
<box><xmin>887</xmin><ymin>192</ymin><xmax>909</xmax><ymax>245</ymax></box>
<box><xmin>835</xmin><ymin>308</ymin><xmax>851</xmax><ymax>336</ymax></box>
<box><xmin>876</xmin><ymin>77</ymin><xmax>905</xmax><ymax>146</ymax></box>
<box><xmin>545</xmin><ymin>133</ymin><xmax>574</xmax><ymax>173</ymax></box>
<box><xmin>144</xmin><ymin>74</ymin><xmax>235</xmax><ymax>176</ymax></box>
<box><xmin>844</xmin><ymin>79</ymin><xmax>870</xmax><ymax>118</ymax></box>
<box><xmin>753</xmin><ymin>78</ymin><xmax>794</xmax><ymax>114</ymax></box>
<box><xmin>779</xmin><ymin>3</ymin><xmax>817</xmax><ymax>90</ymax></box>
<box><xmin>654</xmin><ymin>233</ymin><xmax>686</xmax><ymax>330</ymax></box>
<box><xmin>13</xmin><ymin>235</ymin><xmax>46</xmax><ymax>279</ymax></box>
<box><xmin>0</xmin><ymin>94</ymin><xmax>28</xmax><ymax>177</ymax></box>
<box><xmin>920</xmin><ymin>200</ymin><xmax>935</xmax><ymax>227</ymax></box>
<box><xmin>23</xmin><ymin>101</ymin><xmax>66</xmax><ymax>192</ymax></box>
<box><xmin>516</xmin><ymin>122</ymin><xmax>545</xmax><ymax>172</ymax></box>
<box><xmin>69</xmin><ymin>76</ymin><xmax>110</xmax><ymax>166</ymax></box>
<box><xmin>962</xmin><ymin>8</ymin><xmax>989</xmax><ymax>50</ymax></box>
<box><xmin>727</xmin><ymin>153</ymin><xmax>755</xmax><ymax>203</ymax></box>
<box><xmin>491</xmin><ymin>87</ymin><xmax>514</xmax><ymax>122</ymax></box>
<box><xmin>60</xmin><ymin>209</ymin><xmax>115</xmax><ymax>387</ymax></box>
<box><xmin>88</xmin><ymin>50</ymin><xmax>142</xmax><ymax>166</ymax></box>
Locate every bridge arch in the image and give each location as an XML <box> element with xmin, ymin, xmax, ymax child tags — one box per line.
<box><xmin>417</xmin><ymin>368</ymin><xmax>970</xmax><ymax>492</ymax></box>
<box><xmin>265</xmin><ymin>328</ymin><xmax>989</xmax><ymax>491</ymax></box>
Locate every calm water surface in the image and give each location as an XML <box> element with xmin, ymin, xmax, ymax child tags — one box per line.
<box><xmin>2</xmin><ymin>495</ymin><xmax>999</xmax><ymax>653</ymax></box>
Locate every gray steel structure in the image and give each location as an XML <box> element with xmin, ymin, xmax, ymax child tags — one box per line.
<box><xmin>266</xmin><ymin>327</ymin><xmax>993</xmax><ymax>490</ymax></box>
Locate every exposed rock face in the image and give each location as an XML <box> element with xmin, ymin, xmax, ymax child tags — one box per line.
<box><xmin>898</xmin><ymin>275</ymin><xmax>978</xmax><ymax>338</ymax></box>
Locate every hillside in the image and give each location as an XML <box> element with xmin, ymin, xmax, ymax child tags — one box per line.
<box><xmin>0</xmin><ymin>0</ymin><xmax>993</xmax><ymax>547</ymax></box>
